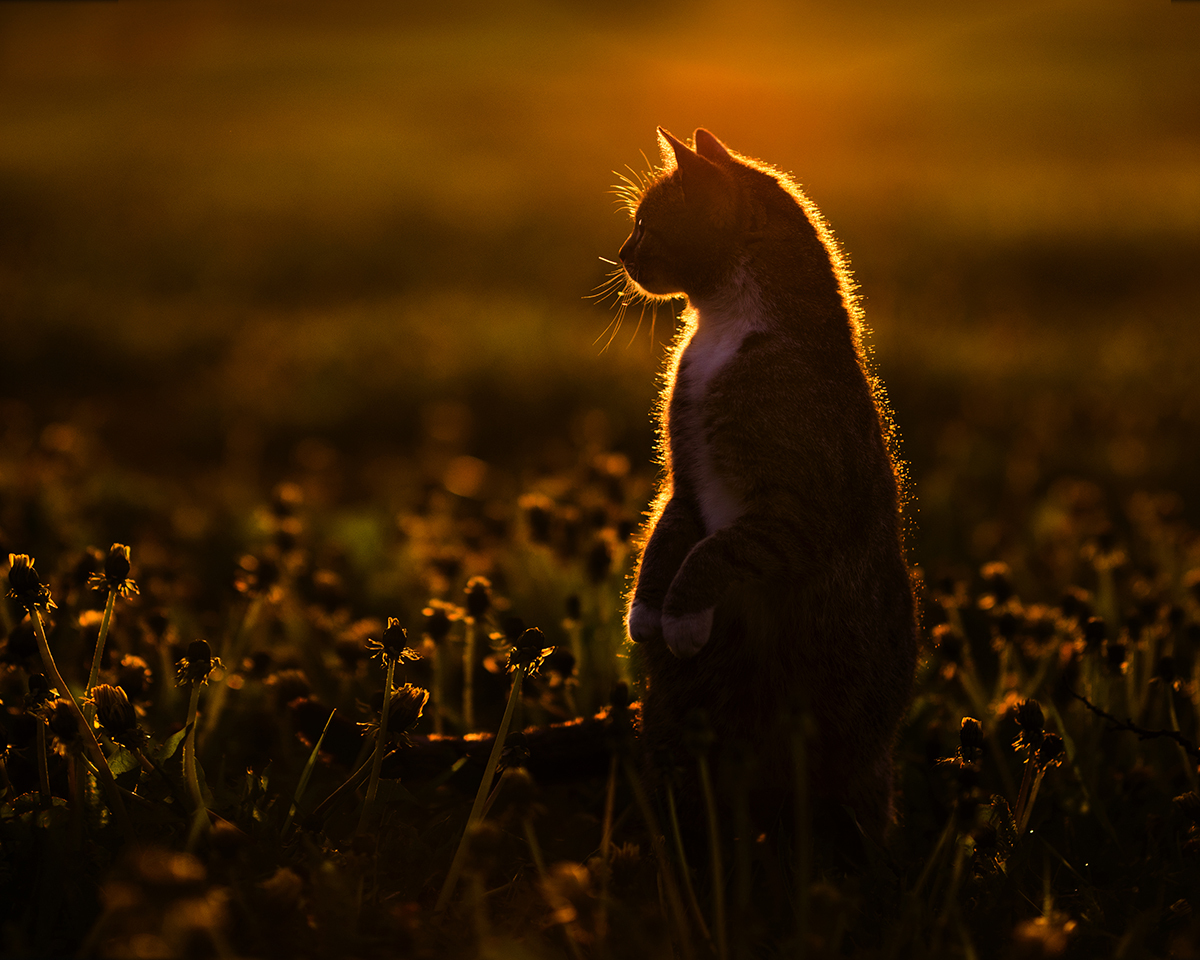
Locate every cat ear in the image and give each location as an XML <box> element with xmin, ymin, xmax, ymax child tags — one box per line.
<box><xmin>657</xmin><ymin>126</ymin><xmax>720</xmax><ymax>198</ymax></box>
<box><xmin>693</xmin><ymin>129</ymin><xmax>733</xmax><ymax>162</ymax></box>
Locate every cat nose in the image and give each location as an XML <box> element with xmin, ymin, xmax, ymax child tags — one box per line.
<box><xmin>618</xmin><ymin>235</ymin><xmax>635</xmax><ymax>263</ymax></box>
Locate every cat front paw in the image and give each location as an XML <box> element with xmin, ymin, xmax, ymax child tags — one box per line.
<box><xmin>627</xmin><ymin>600</ymin><xmax>662</xmax><ymax>643</ymax></box>
<box><xmin>662</xmin><ymin>607</ymin><xmax>714</xmax><ymax>658</ymax></box>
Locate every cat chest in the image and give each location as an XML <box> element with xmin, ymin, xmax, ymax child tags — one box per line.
<box><xmin>669</xmin><ymin>332</ymin><xmax>749</xmax><ymax>534</ymax></box>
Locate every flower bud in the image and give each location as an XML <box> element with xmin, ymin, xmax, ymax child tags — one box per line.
<box><xmin>104</xmin><ymin>544</ymin><xmax>132</xmax><ymax>587</ymax></box>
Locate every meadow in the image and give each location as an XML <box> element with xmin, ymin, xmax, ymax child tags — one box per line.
<box><xmin>2</xmin><ymin>1</ymin><xmax>1200</xmax><ymax>956</ymax></box>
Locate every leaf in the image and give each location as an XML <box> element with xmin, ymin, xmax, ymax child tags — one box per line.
<box><xmin>283</xmin><ymin>707</ymin><xmax>336</xmax><ymax>833</ymax></box>
<box><xmin>156</xmin><ymin>722</ymin><xmax>192</xmax><ymax>762</ymax></box>
<box><xmin>108</xmin><ymin>748</ymin><xmax>140</xmax><ymax>776</ymax></box>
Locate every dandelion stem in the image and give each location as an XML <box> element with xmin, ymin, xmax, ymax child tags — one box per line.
<box><xmin>698</xmin><ymin>753</ymin><xmax>728</xmax><ymax>960</ymax></box>
<box><xmin>30</xmin><ymin>608</ymin><xmax>133</xmax><ymax>842</ymax></box>
<box><xmin>1016</xmin><ymin>766</ymin><xmax>1047</xmax><ymax>836</ymax></box>
<box><xmin>182</xmin><ymin>681</ymin><xmax>204</xmax><ymax>815</ymax></box>
<box><xmin>35</xmin><ymin>721</ymin><xmax>50</xmax><ymax>809</ymax></box>
<box><xmin>434</xmin><ymin>663</ymin><xmax>527</xmax><ymax>915</ymax></box>
<box><xmin>432</xmin><ymin>643</ymin><xmax>444</xmax><ymax>736</ymax></box>
<box><xmin>358</xmin><ymin>655</ymin><xmax>396</xmax><ymax>834</ymax></box>
<box><xmin>84</xmin><ymin>589</ymin><xmax>117</xmax><ymax>720</ymax></box>
<box><xmin>463</xmin><ymin>619</ymin><xmax>476</xmax><ymax>731</ymax></box>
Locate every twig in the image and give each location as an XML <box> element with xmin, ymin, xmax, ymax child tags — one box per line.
<box><xmin>1069</xmin><ymin>687</ymin><xmax>1200</xmax><ymax>762</ymax></box>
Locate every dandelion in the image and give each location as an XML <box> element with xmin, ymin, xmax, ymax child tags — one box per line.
<box><xmin>177</xmin><ymin>639</ymin><xmax>222</xmax><ymax>842</ymax></box>
<box><xmin>1012</xmin><ymin>699</ymin><xmax>1062</xmax><ymax>834</ymax></box>
<box><xmin>959</xmin><ymin>716</ymin><xmax>985</xmax><ymax>765</ymax></box>
<box><xmin>91</xmin><ymin>683</ymin><xmax>144</xmax><ymax>750</ymax></box>
<box><xmin>423</xmin><ymin>599</ymin><xmax>462</xmax><ymax>735</ymax></box>
<box><xmin>7</xmin><ymin>554</ymin><xmax>132</xmax><ymax>839</ymax></box>
<box><xmin>435</xmin><ymin>627</ymin><xmax>554</xmax><ymax>914</ymax></box>
<box><xmin>462</xmin><ymin>576</ymin><xmax>492</xmax><ymax>731</ymax></box>
<box><xmin>358</xmin><ymin>619</ymin><xmax>423</xmax><ymax>834</ymax></box>
<box><xmin>84</xmin><ymin>544</ymin><xmax>140</xmax><ymax>716</ymax></box>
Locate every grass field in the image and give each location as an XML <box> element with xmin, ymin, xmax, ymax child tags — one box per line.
<box><xmin>2</xmin><ymin>1</ymin><xmax>1200</xmax><ymax>956</ymax></box>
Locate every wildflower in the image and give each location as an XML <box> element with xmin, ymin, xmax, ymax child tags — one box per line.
<box><xmin>25</xmin><ymin>672</ymin><xmax>52</xmax><ymax>709</ymax></box>
<box><xmin>1035</xmin><ymin>734</ymin><xmax>1065</xmax><ymax>769</ymax></box>
<box><xmin>116</xmin><ymin>654</ymin><xmax>154</xmax><ymax>701</ymax></box>
<box><xmin>386</xmin><ymin>683</ymin><xmax>429</xmax><ymax>734</ymax></box>
<box><xmin>234</xmin><ymin>554</ymin><xmax>281</xmax><ymax>599</ymax></box>
<box><xmin>586</xmin><ymin>540</ymin><xmax>612</xmax><ymax>585</ymax></box>
<box><xmin>87</xmin><ymin>543</ymin><xmax>139</xmax><ymax>600</ymax></box>
<box><xmin>6</xmin><ymin>554</ymin><xmax>55</xmax><ymax>612</ymax></box>
<box><xmin>365</xmin><ymin>618</ymin><xmax>421</xmax><ymax>663</ymax></box>
<box><xmin>932</xmin><ymin>623</ymin><xmax>963</xmax><ymax>665</ymax></box>
<box><xmin>522</xmin><ymin>494</ymin><xmax>554</xmax><ymax>544</ymax></box>
<box><xmin>361</xmin><ymin>683</ymin><xmax>429</xmax><ymax>738</ymax></box>
<box><xmin>1104</xmin><ymin>640</ymin><xmax>1127</xmax><ymax>675</ymax></box>
<box><xmin>176</xmin><ymin>639</ymin><xmax>222</xmax><ymax>687</ymax></box>
<box><xmin>422</xmin><ymin>599</ymin><xmax>461</xmax><ymax>643</ymax></box>
<box><xmin>979</xmin><ymin>561</ymin><xmax>1013</xmax><ymax>609</ymax></box>
<box><xmin>1082</xmin><ymin>616</ymin><xmax>1107</xmax><ymax>650</ymax></box>
<box><xmin>39</xmin><ymin>697</ymin><xmax>83</xmax><ymax>754</ymax></box>
<box><xmin>564</xmin><ymin>595</ymin><xmax>582</xmax><ymax>622</ymax></box>
<box><xmin>508</xmin><ymin>627</ymin><xmax>554</xmax><ymax>675</ymax></box>
<box><xmin>464</xmin><ymin>576</ymin><xmax>491</xmax><ymax>621</ymax></box>
<box><xmin>92</xmin><ymin>683</ymin><xmax>144</xmax><ymax>748</ymax></box>
<box><xmin>1014</xmin><ymin>699</ymin><xmax>1046</xmax><ymax>754</ymax></box>
<box><xmin>959</xmin><ymin>717</ymin><xmax>985</xmax><ymax>765</ymax></box>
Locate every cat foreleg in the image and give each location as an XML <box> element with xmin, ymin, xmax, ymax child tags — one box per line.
<box><xmin>661</xmin><ymin>512</ymin><xmax>815</xmax><ymax>657</ymax></box>
<box><xmin>628</xmin><ymin>495</ymin><xmax>703</xmax><ymax>644</ymax></box>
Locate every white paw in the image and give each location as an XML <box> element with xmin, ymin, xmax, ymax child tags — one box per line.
<box><xmin>662</xmin><ymin>607</ymin><xmax>714</xmax><ymax>658</ymax></box>
<box><xmin>628</xmin><ymin>601</ymin><xmax>662</xmax><ymax>643</ymax></box>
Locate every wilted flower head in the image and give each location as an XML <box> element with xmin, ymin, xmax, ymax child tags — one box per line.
<box><xmin>422</xmin><ymin>600</ymin><xmax>461</xmax><ymax>643</ymax></box>
<box><xmin>234</xmin><ymin>554</ymin><xmax>281</xmax><ymax>599</ymax></box>
<box><xmin>365</xmin><ymin>618</ymin><xmax>421</xmax><ymax>663</ymax></box>
<box><xmin>585</xmin><ymin>540</ymin><xmax>612</xmax><ymax>586</ymax></box>
<box><xmin>1014</xmin><ymin>699</ymin><xmax>1045</xmax><ymax>753</ymax></box>
<box><xmin>25</xmin><ymin>672</ymin><xmax>52</xmax><ymax>709</ymax></box>
<box><xmin>92</xmin><ymin>683</ymin><xmax>144</xmax><ymax>748</ymax></box>
<box><xmin>6</xmin><ymin>554</ymin><xmax>55</xmax><ymax>612</ymax></box>
<box><xmin>176</xmin><ymin>639</ymin><xmax>222</xmax><ymax>687</ymax></box>
<box><xmin>959</xmin><ymin>717</ymin><xmax>985</xmax><ymax>764</ymax></box>
<box><xmin>87</xmin><ymin>543</ymin><xmax>140</xmax><ymax>600</ymax></box>
<box><xmin>507</xmin><ymin>627</ymin><xmax>553</xmax><ymax>675</ymax></box>
<box><xmin>464</xmin><ymin>576</ymin><xmax>491</xmax><ymax>621</ymax></box>
<box><xmin>392</xmin><ymin>682</ymin><xmax>430</xmax><ymax>731</ymax></box>
<box><xmin>1082</xmin><ymin>616</ymin><xmax>1107</xmax><ymax>650</ymax></box>
<box><xmin>1035</xmin><ymin>733</ymin><xmax>1065</xmax><ymax>769</ymax></box>
<box><xmin>39</xmin><ymin>698</ymin><xmax>83</xmax><ymax>753</ymax></box>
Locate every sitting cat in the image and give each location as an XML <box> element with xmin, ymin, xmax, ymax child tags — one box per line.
<box><xmin>620</xmin><ymin>128</ymin><xmax>917</xmax><ymax>840</ymax></box>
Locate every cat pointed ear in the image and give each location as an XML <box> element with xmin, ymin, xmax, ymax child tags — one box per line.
<box><xmin>694</xmin><ymin>128</ymin><xmax>733</xmax><ymax>162</ymax></box>
<box><xmin>657</xmin><ymin>126</ymin><xmax>719</xmax><ymax>197</ymax></box>
<box><xmin>657</xmin><ymin>127</ymin><xmax>690</xmax><ymax>167</ymax></box>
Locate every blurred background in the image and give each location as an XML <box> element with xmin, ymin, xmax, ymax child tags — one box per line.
<box><xmin>1</xmin><ymin>0</ymin><xmax>1198</xmax><ymax>581</ymax></box>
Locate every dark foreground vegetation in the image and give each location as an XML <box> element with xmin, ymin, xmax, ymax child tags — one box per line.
<box><xmin>3</xmin><ymin>388</ymin><xmax>1200</xmax><ymax>958</ymax></box>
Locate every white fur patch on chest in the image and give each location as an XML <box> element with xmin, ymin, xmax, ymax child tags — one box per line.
<box><xmin>672</xmin><ymin>294</ymin><xmax>764</xmax><ymax>534</ymax></box>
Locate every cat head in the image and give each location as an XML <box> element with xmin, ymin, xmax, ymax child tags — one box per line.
<box><xmin>617</xmin><ymin>128</ymin><xmax>806</xmax><ymax>301</ymax></box>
